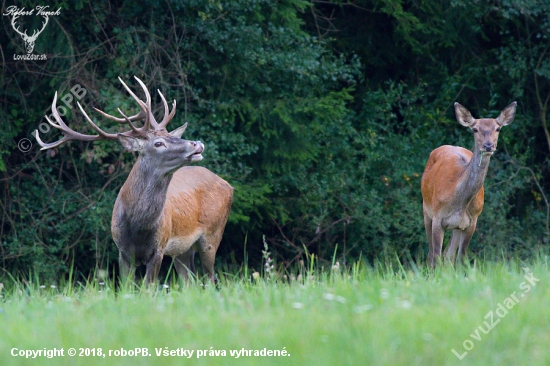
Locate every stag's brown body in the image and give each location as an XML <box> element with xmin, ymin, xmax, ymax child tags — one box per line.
<box><xmin>35</xmin><ymin>76</ymin><xmax>233</xmax><ymax>285</ymax></box>
<box><xmin>112</xmin><ymin>164</ymin><xmax>233</xmax><ymax>283</ymax></box>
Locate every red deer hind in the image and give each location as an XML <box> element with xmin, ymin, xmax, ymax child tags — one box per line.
<box><xmin>35</xmin><ymin>77</ymin><xmax>233</xmax><ymax>285</ymax></box>
<box><xmin>421</xmin><ymin>102</ymin><xmax>517</xmax><ymax>267</ymax></box>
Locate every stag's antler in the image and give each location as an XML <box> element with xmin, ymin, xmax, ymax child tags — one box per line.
<box><xmin>35</xmin><ymin>76</ymin><xmax>178</xmax><ymax>150</ymax></box>
<box><xmin>93</xmin><ymin>77</ymin><xmax>177</xmax><ymax>131</ymax></box>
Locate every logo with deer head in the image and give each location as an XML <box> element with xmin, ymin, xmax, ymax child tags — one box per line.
<box><xmin>11</xmin><ymin>13</ymin><xmax>48</xmax><ymax>54</ymax></box>
<box><xmin>3</xmin><ymin>5</ymin><xmax>60</xmax><ymax>54</ymax></box>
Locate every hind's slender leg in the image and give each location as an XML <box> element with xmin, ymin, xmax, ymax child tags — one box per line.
<box><xmin>445</xmin><ymin>230</ymin><xmax>463</xmax><ymax>265</ymax></box>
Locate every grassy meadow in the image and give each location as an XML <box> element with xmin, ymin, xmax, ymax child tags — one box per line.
<box><xmin>0</xmin><ymin>258</ymin><xmax>548</xmax><ymax>366</ymax></box>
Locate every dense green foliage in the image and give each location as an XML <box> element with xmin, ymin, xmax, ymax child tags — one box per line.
<box><xmin>1</xmin><ymin>0</ymin><xmax>549</xmax><ymax>280</ymax></box>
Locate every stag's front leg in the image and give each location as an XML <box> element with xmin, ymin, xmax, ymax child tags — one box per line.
<box><xmin>119</xmin><ymin>251</ymin><xmax>136</xmax><ymax>284</ymax></box>
<box><xmin>144</xmin><ymin>251</ymin><xmax>163</xmax><ymax>286</ymax></box>
<box><xmin>429</xmin><ymin>220</ymin><xmax>445</xmax><ymax>268</ymax></box>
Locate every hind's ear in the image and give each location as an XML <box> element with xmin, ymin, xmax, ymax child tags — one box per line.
<box><xmin>454</xmin><ymin>102</ymin><xmax>476</xmax><ymax>127</ymax></box>
<box><xmin>496</xmin><ymin>102</ymin><xmax>517</xmax><ymax>126</ymax></box>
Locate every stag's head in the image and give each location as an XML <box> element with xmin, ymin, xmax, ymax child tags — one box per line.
<box><xmin>11</xmin><ymin>14</ymin><xmax>49</xmax><ymax>54</ymax></box>
<box><xmin>35</xmin><ymin>76</ymin><xmax>204</xmax><ymax>175</ymax></box>
<box><xmin>117</xmin><ymin>127</ymin><xmax>204</xmax><ymax>175</ymax></box>
<box><xmin>455</xmin><ymin>102</ymin><xmax>517</xmax><ymax>156</ymax></box>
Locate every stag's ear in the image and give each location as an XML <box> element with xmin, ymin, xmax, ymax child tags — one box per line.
<box><xmin>169</xmin><ymin>123</ymin><xmax>188</xmax><ymax>139</ymax></box>
<box><xmin>455</xmin><ymin>102</ymin><xmax>476</xmax><ymax>127</ymax></box>
<box><xmin>117</xmin><ymin>134</ymin><xmax>145</xmax><ymax>152</ymax></box>
<box><xmin>496</xmin><ymin>101</ymin><xmax>517</xmax><ymax>126</ymax></box>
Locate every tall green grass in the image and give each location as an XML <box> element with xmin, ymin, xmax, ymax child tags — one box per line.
<box><xmin>0</xmin><ymin>258</ymin><xmax>548</xmax><ymax>365</ymax></box>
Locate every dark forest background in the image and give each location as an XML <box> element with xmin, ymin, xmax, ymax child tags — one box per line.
<box><xmin>1</xmin><ymin>0</ymin><xmax>549</xmax><ymax>281</ymax></box>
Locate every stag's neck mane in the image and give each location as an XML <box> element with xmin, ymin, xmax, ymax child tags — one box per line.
<box><xmin>119</xmin><ymin>157</ymin><xmax>174</xmax><ymax>229</ymax></box>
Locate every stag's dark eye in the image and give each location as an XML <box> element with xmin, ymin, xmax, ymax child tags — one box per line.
<box><xmin>154</xmin><ymin>141</ymin><xmax>164</xmax><ymax>148</ymax></box>
<box><xmin>496</xmin><ymin>127</ymin><xmax>501</xmax><ymax>132</ymax></box>
<box><xmin>472</xmin><ymin>128</ymin><xmax>478</xmax><ymax>133</ymax></box>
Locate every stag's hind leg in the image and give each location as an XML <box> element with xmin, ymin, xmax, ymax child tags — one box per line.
<box><xmin>174</xmin><ymin>250</ymin><xmax>196</xmax><ymax>283</ymax></box>
<box><xmin>197</xmin><ymin>191</ymin><xmax>231</xmax><ymax>285</ymax></box>
<box><xmin>197</xmin><ymin>228</ymin><xmax>225</xmax><ymax>284</ymax></box>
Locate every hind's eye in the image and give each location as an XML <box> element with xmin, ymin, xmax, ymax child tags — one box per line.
<box><xmin>472</xmin><ymin>128</ymin><xmax>478</xmax><ymax>133</ymax></box>
<box><xmin>154</xmin><ymin>142</ymin><xmax>164</xmax><ymax>148</ymax></box>
<box><xmin>496</xmin><ymin>127</ymin><xmax>501</xmax><ymax>132</ymax></box>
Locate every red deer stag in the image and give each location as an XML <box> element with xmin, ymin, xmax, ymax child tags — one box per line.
<box><xmin>421</xmin><ymin>102</ymin><xmax>516</xmax><ymax>267</ymax></box>
<box><xmin>35</xmin><ymin>77</ymin><xmax>233</xmax><ymax>285</ymax></box>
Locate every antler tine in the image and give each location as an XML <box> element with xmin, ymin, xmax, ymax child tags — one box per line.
<box><xmin>133</xmin><ymin>76</ymin><xmax>160</xmax><ymax>129</ymax></box>
<box><xmin>77</xmin><ymin>86</ymin><xmax>154</xmax><ymax>139</ymax></box>
<box><xmin>90</xmin><ymin>76</ymin><xmax>152</xmax><ymax>133</ymax></box>
<box><xmin>116</xmin><ymin>108</ymin><xmax>142</xmax><ymax>134</ymax></box>
<box><xmin>92</xmin><ymin>106</ymin><xmax>146</xmax><ymax>124</ymax></box>
<box><xmin>118</xmin><ymin>76</ymin><xmax>146</xmax><ymax>105</ymax></box>
<box><xmin>118</xmin><ymin>77</ymin><xmax>151</xmax><ymax>127</ymax></box>
<box><xmin>34</xmin><ymin>92</ymin><xmax>108</xmax><ymax>150</ymax></box>
<box><xmin>35</xmin><ymin>128</ymin><xmax>71</xmax><ymax>150</ymax></box>
<box><xmin>77</xmin><ymin>102</ymin><xmax>122</xmax><ymax>140</ymax></box>
<box><xmin>157</xmin><ymin>90</ymin><xmax>177</xmax><ymax>129</ymax></box>
<box><xmin>158</xmin><ymin>90</ymin><xmax>169</xmax><ymax>128</ymax></box>
<box><xmin>49</xmin><ymin>91</ymin><xmax>67</xmax><ymax>128</ymax></box>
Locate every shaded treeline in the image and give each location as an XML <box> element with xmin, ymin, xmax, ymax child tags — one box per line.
<box><xmin>0</xmin><ymin>0</ymin><xmax>548</xmax><ymax>280</ymax></box>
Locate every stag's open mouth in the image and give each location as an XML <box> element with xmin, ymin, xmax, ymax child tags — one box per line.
<box><xmin>188</xmin><ymin>143</ymin><xmax>204</xmax><ymax>161</ymax></box>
